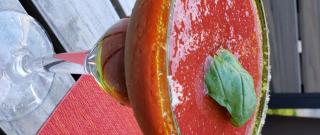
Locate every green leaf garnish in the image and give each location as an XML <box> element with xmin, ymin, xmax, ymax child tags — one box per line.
<box><xmin>205</xmin><ymin>49</ymin><xmax>257</xmax><ymax>127</ymax></box>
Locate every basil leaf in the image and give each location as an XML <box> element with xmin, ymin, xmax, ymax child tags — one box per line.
<box><xmin>205</xmin><ymin>49</ymin><xmax>257</xmax><ymax>127</ymax></box>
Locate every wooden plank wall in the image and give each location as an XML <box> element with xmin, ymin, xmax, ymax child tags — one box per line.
<box><xmin>263</xmin><ymin>0</ymin><xmax>302</xmax><ymax>93</ymax></box>
<box><xmin>299</xmin><ymin>0</ymin><xmax>320</xmax><ymax>93</ymax></box>
<box><xmin>264</xmin><ymin>0</ymin><xmax>320</xmax><ymax>94</ymax></box>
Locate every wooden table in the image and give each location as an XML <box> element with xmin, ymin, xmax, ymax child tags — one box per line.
<box><xmin>0</xmin><ymin>0</ymin><xmax>135</xmax><ymax>134</ymax></box>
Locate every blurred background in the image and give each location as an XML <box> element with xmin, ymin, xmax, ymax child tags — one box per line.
<box><xmin>262</xmin><ymin>0</ymin><xmax>320</xmax><ymax>134</ymax></box>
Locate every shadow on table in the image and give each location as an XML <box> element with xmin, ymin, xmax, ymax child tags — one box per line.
<box><xmin>0</xmin><ymin>128</ymin><xmax>4</xmax><ymax>135</ymax></box>
<box><xmin>263</xmin><ymin>115</ymin><xmax>320</xmax><ymax>135</ymax></box>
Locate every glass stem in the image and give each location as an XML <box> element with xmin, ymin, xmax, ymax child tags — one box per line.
<box><xmin>24</xmin><ymin>51</ymin><xmax>90</xmax><ymax>75</ymax></box>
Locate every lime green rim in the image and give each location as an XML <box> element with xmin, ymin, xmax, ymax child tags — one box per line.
<box><xmin>252</xmin><ymin>0</ymin><xmax>270</xmax><ymax>134</ymax></box>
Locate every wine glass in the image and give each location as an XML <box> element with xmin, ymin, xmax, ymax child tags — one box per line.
<box><xmin>0</xmin><ymin>10</ymin><xmax>128</xmax><ymax>121</ymax></box>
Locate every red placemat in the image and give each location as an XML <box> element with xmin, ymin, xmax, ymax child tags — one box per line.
<box><xmin>38</xmin><ymin>75</ymin><xmax>142</xmax><ymax>135</ymax></box>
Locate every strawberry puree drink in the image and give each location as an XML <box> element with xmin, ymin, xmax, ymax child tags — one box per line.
<box><xmin>168</xmin><ymin>0</ymin><xmax>263</xmax><ymax>134</ymax></box>
<box><xmin>125</xmin><ymin>0</ymin><xmax>269</xmax><ymax>134</ymax></box>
